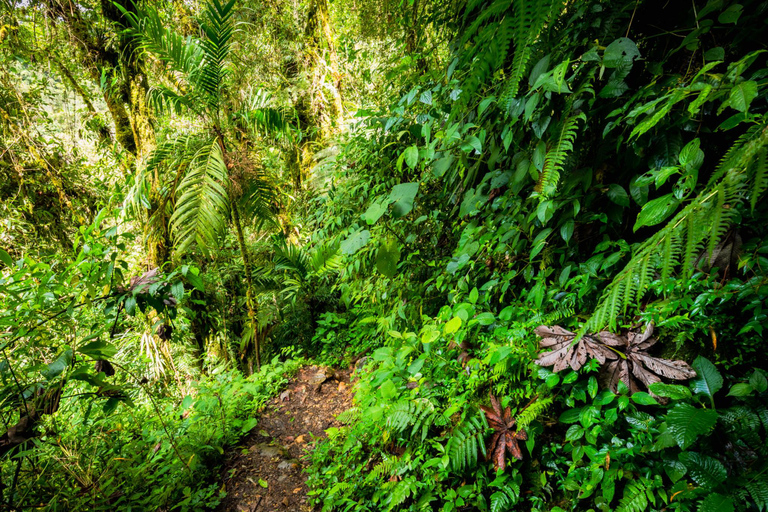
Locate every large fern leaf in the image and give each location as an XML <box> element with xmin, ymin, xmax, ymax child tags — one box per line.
<box><xmin>170</xmin><ymin>140</ymin><xmax>231</xmax><ymax>257</ymax></box>
<box><xmin>584</xmin><ymin>122</ymin><xmax>768</xmax><ymax>332</ymax></box>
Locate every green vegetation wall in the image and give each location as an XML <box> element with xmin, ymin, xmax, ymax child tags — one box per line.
<box><xmin>303</xmin><ymin>1</ymin><xmax>768</xmax><ymax>511</ymax></box>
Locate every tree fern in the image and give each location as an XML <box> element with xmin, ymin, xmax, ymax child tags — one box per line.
<box><xmin>169</xmin><ymin>140</ymin><xmax>230</xmax><ymax>257</ymax></box>
<box><xmin>584</xmin><ymin>121</ymin><xmax>768</xmax><ymax>333</ymax></box>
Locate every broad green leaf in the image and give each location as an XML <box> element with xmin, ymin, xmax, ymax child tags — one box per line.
<box><xmin>718</xmin><ymin>4</ymin><xmax>742</xmax><ymax>23</ymax></box>
<box><xmin>666</xmin><ymin>403</ymin><xmax>717</xmax><ymax>449</ymax></box>
<box><xmin>603</xmin><ymin>37</ymin><xmax>640</xmax><ymax>67</ymax></box>
<box><xmin>171</xmin><ymin>281</ymin><xmax>184</xmax><ymax>301</ymax></box>
<box><xmin>380</xmin><ymin>379</ymin><xmax>398</xmax><ymax>400</ymax></box>
<box><xmin>699</xmin><ymin>493</ymin><xmax>734</xmax><ymax>512</ymax></box>
<box><xmin>749</xmin><ymin>369</ymin><xmax>768</xmax><ymax>392</ymax></box>
<box><xmin>78</xmin><ymin>341</ymin><xmax>118</xmax><ymax>360</ymax></box>
<box><xmin>388</xmin><ymin>182</ymin><xmax>419</xmax><ymax>218</ymax></box>
<box><xmin>475</xmin><ymin>312</ymin><xmax>495</xmax><ymax>325</ymax></box>
<box><xmin>691</xmin><ymin>356</ymin><xmax>722</xmax><ymax>404</ymax></box>
<box><xmin>43</xmin><ymin>348</ymin><xmax>73</xmax><ymax>379</ymax></box>
<box><xmin>704</xmin><ymin>47</ymin><xmax>725</xmax><ymax>61</ymax></box>
<box><xmin>364</xmin><ymin>202</ymin><xmax>388</xmax><ymax>225</ymax></box>
<box><xmin>432</xmin><ymin>155</ymin><xmax>454</xmax><ymax>177</ymax></box>
<box><xmin>633</xmin><ymin>193</ymin><xmax>679</xmax><ymax>230</ymax></box>
<box><xmin>403</xmin><ymin>145</ymin><xmax>419</xmax><ymax>169</ymax></box>
<box><xmin>340</xmin><ymin>230</ymin><xmax>370</xmax><ymax>255</ymax></box>
<box><xmin>0</xmin><ymin>248</ymin><xmax>12</xmax><ymax>267</ymax></box>
<box><xmin>560</xmin><ymin>220</ymin><xmax>574</xmax><ymax>243</ymax></box>
<box><xmin>648</xmin><ymin>382</ymin><xmax>692</xmax><ymax>400</ymax></box>
<box><xmin>631</xmin><ymin>392</ymin><xmax>658</xmax><ymax>405</ymax></box>
<box><xmin>461</xmin><ymin>135</ymin><xmax>482</xmax><ymax>154</ymax></box>
<box><xmin>728</xmin><ymin>80</ymin><xmax>758</xmax><ymax>113</ymax></box>
<box><xmin>679</xmin><ymin>452</ymin><xmax>727</xmax><ymax>490</ymax></box>
<box><xmin>726</xmin><ymin>383</ymin><xmax>753</xmax><ymax>397</ymax></box>
<box><xmin>375</xmin><ymin>239</ymin><xmax>401</xmax><ymax>278</ymax></box>
<box><xmin>558</xmin><ymin>408</ymin><xmax>581</xmax><ymax>424</ymax></box>
<box><xmin>607</xmin><ymin>184</ymin><xmax>629</xmax><ymax>207</ymax></box>
<box><xmin>444</xmin><ymin>316</ymin><xmax>461</xmax><ymax>334</ymax></box>
<box><xmin>530</xmin><ymin>228</ymin><xmax>552</xmax><ymax>260</ymax></box>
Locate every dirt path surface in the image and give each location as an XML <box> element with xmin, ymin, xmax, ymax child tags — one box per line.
<box><xmin>217</xmin><ymin>365</ymin><xmax>353</xmax><ymax>512</ymax></box>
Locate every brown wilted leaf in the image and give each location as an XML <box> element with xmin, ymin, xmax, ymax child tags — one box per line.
<box><xmin>480</xmin><ymin>394</ymin><xmax>527</xmax><ymax>471</ymax></box>
<box><xmin>534</xmin><ymin>324</ymin><xmax>696</xmax><ymax>401</ymax></box>
<box><xmin>598</xmin><ymin>324</ymin><xmax>696</xmax><ymax>399</ymax></box>
<box><xmin>534</xmin><ymin>326</ymin><xmax>618</xmax><ymax>372</ymax></box>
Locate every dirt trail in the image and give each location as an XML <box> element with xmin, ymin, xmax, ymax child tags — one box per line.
<box><xmin>217</xmin><ymin>365</ymin><xmax>353</xmax><ymax>512</ymax></box>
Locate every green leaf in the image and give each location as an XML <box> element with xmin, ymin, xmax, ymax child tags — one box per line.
<box><xmin>728</xmin><ymin>81</ymin><xmax>758</xmax><ymax>113</ymax></box>
<box><xmin>364</xmin><ymin>201</ymin><xmax>389</xmax><ymax>225</ymax></box>
<box><xmin>461</xmin><ymin>135</ymin><xmax>482</xmax><ymax>154</ymax></box>
<box><xmin>475</xmin><ymin>312</ymin><xmax>495</xmax><ymax>325</ymax></box>
<box><xmin>603</xmin><ymin>37</ymin><xmax>640</xmax><ymax>68</ymax></box>
<box><xmin>679</xmin><ymin>452</ymin><xmax>727</xmax><ymax>490</ymax></box>
<box><xmin>704</xmin><ymin>47</ymin><xmax>724</xmax><ymax>61</ymax></box>
<box><xmin>78</xmin><ymin>341</ymin><xmax>117</xmax><ymax>360</ymax></box>
<box><xmin>0</xmin><ymin>248</ymin><xmax>12</xmax><ymax>267</ymax></box>
<box><xmin>717</xmin><ymin>4</ymin><xmax>742</xmax><ymax>24</ymax></box>
<box><xmin>403</xmin><ymin>146</ymin><xmax>419</xmax><ymax>169</ymax></box>
<box><xmin>560</xmin><ymin>220</ymin><xmax>574</xmax><ymax>243</ymax></box>
<box><xmin>699</xmin><ymin>493</ymin><xmax>734</xmax><ymax>512</ymax></box>
<box><xmin>376</xmin><ymin>238</ymin><xmax>401</xmax><ymax>278</ymax></box>
<box><xmin>631</xmin><ymin>392</ymin><xmax>658</xmax><ymax>405</ymax></box>
<box><xmin>444</xmin><ymin>317</ymin><xmax>462</xmax><ymax>334</ymax></box>
<box><xmin>691</xmin><ymin>356</ymin><xmax>722</xmax><ymax>404</ymax></box>
<box><xmin>726</xmin><ymin>383</ymin><xmax>753</xmax><ymax>397</ymax></box>
<box><xmin>171</xmin><ymin>281</ymin><xmax>184</xmax><ymax>301</ymax></box>
<box><xmin>749</xmin><ymin>369</ymin><xmax>768</xmax><ymax>392</ymax></box>
<box><xmin>559</xmin><ymin>408</ymin><xmax>581</xmax><ymax>424</ymax></box>
<box><xmin>634</xmin><ymin>193</ymin><xmax>679</xmax><ymax>230</ymax></box>
<box><xmin>258</xmin><ymin>478</ymin><xmax>269</xmax><ymax>488</ymax></box>
<box><xmin>432</xmin><ymin>155</ymin><xmax>454</xmax><ymax>178</ymax></box>
<box><xmin>530</xmin><ymin>228</ymin><xmax>552</xmax><ymax>260</ymax></box>
<box><xmin>340</xmin><ymin>230</ymin><xmax>370</xmax><ymax>255</ymax></box>
<box><xmin>43</xmin><ymin>348</ymin><xmax>73</xmax><ymax>379</ymax></box>
<box><xmin>607</xmin><ymin>184</ymin><xmax>629</xmax><ymax>207</ymax></box>
<box><xmin>648</xmin><ymin>383</ymin><xmax>692</xmax><ymax>400</ymax></box>
<box><xmin>388</xmin><ymin>182</ymin><xmax>419</xmax><ymax>218</ymax></box>
<box><xmin>666</xmin><ymin>403</ymin><xmax>717</xmax><ymax>449</ymax></box>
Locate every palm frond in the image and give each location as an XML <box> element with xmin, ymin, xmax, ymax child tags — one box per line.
<box><xmin>169</xmin><ymin>140</ymin><xmax>231</xmax><ymax>257</ymax></box>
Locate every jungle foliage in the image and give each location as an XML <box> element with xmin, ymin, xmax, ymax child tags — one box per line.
<box><xmin>1</xmin><ymin>0</ymin><xmax>768</xmax><ymax>510</ymax></box>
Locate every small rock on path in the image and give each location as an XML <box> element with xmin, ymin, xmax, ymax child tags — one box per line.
<box><xmin>217</xmin><ymin>365</ymin><xmax>353</xmax><ymax>512</ymax></box>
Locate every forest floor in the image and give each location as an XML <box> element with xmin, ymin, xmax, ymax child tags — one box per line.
<box><xmin>217</xmin><ymin>364</ymin><xmax>354</xmax><ymax>512</ymax></box>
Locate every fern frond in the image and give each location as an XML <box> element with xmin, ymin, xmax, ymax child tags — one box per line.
<box><xmin>500</xmin><ymin>0</ymin><xmax>563</xmax><ymax>102</ymax></box>
<box><xmin>535</xmin><ymin>112</ymin><xmax>586</xmax><ymax>197</ymax></box>
<box><xmin>446</xmin><ymin>414</ymin><xmax>486</xmax><ymax>471</ymax></box>
<box><xmin>515</xmin><ymin>397</ymin><xmax>553</xmax><ymax>429</ymax></box>
<box><xmin>584</xmin><ymin>122</ymin><xmax>768</xmax><ymax>333</ymax></box>
<box><xmin>616</xmin><ymin>480</ymin><xmax>649</xmax><ymax>512</ymax></box>
<box><xmin>751</xmin><ymin>147</ymin><xmax>767</xmax><ymax>212</ymax></box>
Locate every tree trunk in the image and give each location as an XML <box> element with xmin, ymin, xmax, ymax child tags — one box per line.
<box><xmin>305</xmin><ymin>0</ymin><xmax>343</xmax><ymax>138</ymax></box>
<box><xmin>231</xmin><ymin>188</ymin><xmax>261</xmax><ymax>372</ymax></box>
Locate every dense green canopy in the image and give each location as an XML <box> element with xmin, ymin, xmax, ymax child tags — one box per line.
<box><xmin>1</xmin><ymin>0</ymin><xmax>767</xmax><ymax>510</ymax></box>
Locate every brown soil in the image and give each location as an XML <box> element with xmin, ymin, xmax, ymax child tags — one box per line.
<box><xmin>217</xmin><ymin>365</ymin><xmax>353</xmax><ymax>512</ymax></box>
